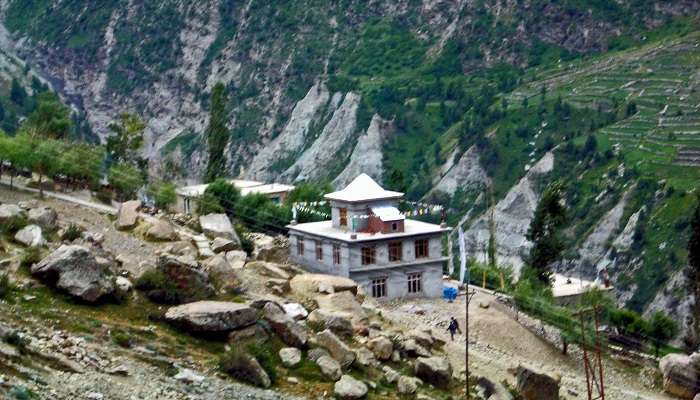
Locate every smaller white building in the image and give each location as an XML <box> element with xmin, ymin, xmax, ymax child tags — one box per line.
<box><xmin>551</xmin><ymin>273</ymin><xmax>613</xmax><ymax>306</ymax></box>
<box><xmin>175</xmin><ymin>179</ymin><xmax>294</xmax><ymax>214</ymax></box>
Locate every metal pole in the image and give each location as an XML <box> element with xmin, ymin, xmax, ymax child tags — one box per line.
<box><xmin>593</xmin><ymin>306</ymin><xmax>605</xmax><ymax>400</ymax></box>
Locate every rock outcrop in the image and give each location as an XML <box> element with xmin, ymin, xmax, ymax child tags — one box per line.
<box><xmin>315</xmin><ymin>329</ymin><xmax>355</xmax><ymax>368</ymax></box>
<box><xmin>431</xmin><ymin>145</ymin><xmax>490</xmax><ymax>196</ymax></box>
<box><xmin>332</xmin><ymin>114</ymin><xmax>389</xmax><ymax>189</ymax></box>
<box><xmin>31</xmin><ymin>245</ymin><xmax>115</xmax><ymax>302</ymax></box>
<box><xmin>28</xmin><ymin>207</ymin><xmax>58</xmax><ymax>231</ymax></box>
<box><xmin>164</xmin><ymin>301</ymin><xmax>257</xmax><ymax>333</ymax></box>
<box><xmin>116</xmin><ymin>201</ymin><xmax>141</xmax><ymax>230</ymax></box>
<box><xmin>262</xmin><ymin>302</ymin><xmax>308</xmax><ymax>348</ymax></box>
<box><xmin>660</xmin><ymin>353</ymin><xmax>700</xmax><ymax>399</ymax></box>
<box><xmin>415</xmin><ymin>356</ymin><xmax>452</xmax><ymax>389</ymax></box>
<box><xmin>145</xmin><ymin>219</ymin><xmax>178</xmax><ymax>241</ymax></box>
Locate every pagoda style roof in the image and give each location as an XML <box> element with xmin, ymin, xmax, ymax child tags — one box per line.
<box><xmin>324</xmin><ymin>173</ymin><xmax>403</xmax><ymax>203</ymax></box>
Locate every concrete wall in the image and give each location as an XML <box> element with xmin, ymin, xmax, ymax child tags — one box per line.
<box><xmin>288</xmin><ymin>233</ymin><xmax>351</xmax><ymax>278</ymax></box>
<box><xmin>330</xmin><ymin>199</ymin><xmax>399</xmax><ymax>230</ymax></box>
<box><xmin>351</xmin><ymin>262</ymin><xmax>444</xmax><ymax>299</ymax></box>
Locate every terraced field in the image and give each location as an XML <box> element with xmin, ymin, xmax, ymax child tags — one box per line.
<box><xmin>510</xmin><ymin>32</ymin><xmax>700</xmax><ymax>168</ymax></box>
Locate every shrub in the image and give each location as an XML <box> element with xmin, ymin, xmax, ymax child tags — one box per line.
<box><xmin>150</xmin><ymin>181</ymin><xmax>177</xmax><ymax>211</ymax></box>
<box><xmin>219</xmin><ymin>344</ymin><xmax>276</xmax><ymax>386</ymax></box>
<box><xmin>111</xmin><ymin>330</ymin><xmax>132</xmax><ymax>348</ymax></box>
<box><xmin>9</xmin><ymin>386</ymin><xmax>35</xmax><ymax>400</ymax></box>
<box><xmin>95</xmin><ymin>187</ymin><xmax>113</xmax><ymax>204</ymax></box>
<box><xmin>20</xmin><ymin>247</ymin><xmax>43</xmax><ymax>268</ymax></box>
<box><xmin>62</xmin><ymin>223</ymin><xmax>83</xmax><ymax>242</ymax></box>
<box><xmin>0</xmin><ymin>214</ymin><xmax>27</xmax><ymax>235</ymax></box>
<box><xmin>135</xmin><ymin>269</ymin><xmax>212</xmax><ymax>304</ymax></box>
<box><xmin>235</xmin><ymin>223</ymin><xmax>255</xmax><ymax>255</ymax></box>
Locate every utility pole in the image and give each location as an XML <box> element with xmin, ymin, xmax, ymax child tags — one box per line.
<box><xmin>576</xmin><ymin>305</ymin><xmax>606</xmax><ymax>400</ymax></box>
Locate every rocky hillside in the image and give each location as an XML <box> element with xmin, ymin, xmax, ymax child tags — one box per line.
<box><xmin>2</xmin><ymin>1</ymin><xmax>700</xmax><ymax>338</ymax></box>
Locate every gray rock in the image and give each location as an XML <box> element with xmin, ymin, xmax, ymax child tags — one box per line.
<box><xmin>262</xmin><ymin>302</ymin><xmax>308</xmax><ymax>348</ymax></box>
<box><xmin>203</xmin><ymin>254</ymin><xmax>237</xmax><ymax>289</ymax></box>
<box><xmin>283</xmin><ymin>303</ymin><xmax>308</xmax><ymax>320</ymax></box>
<box><xmin>246</xmin><ymin>261</ymin><xmax>291</xmax><ymax>280</ymax></box>
<box><xmin>14</xmin><ymin>225</ymin><xmax>44</xmax><ymax>247</ymax></box>
<box><xmin>228</xmin><ymin>323</ymin><xmax>269</xmax><ymax>344</ymax></box>
<box><xmin>116</xmin><ymin>200</ymin><xmax>141</xmax><ymax>230</ymax></box>
<box><xmin>354</xmin><ymin>347</ymin><xmax>379</xmax><ymax>368</ymax></box>
<box><xmin>516</xmin><ymin>366</ymin><xmax>559</xmax><ymax>400</ymax></box>
<box><xmin>398</xmin><ymin>375</ymin><xmax>420</xmax><ymax>394</ymax></box>
<box><xmin>279</xmin><ymin>347</ymin><xmax>302</xmax><ymax>368</ymax></box>
<box><xmin>367</xmin><ymin>336</ymin><xmax>393</xmax><ymax>361</ymax></box>
<box><xmin>28</xmin><ymin>207</ymin><xmax>58</xmax><ymax>231</ymax></box>
<box><xmin>220</xmin><ymin>351</ymin><xmax>271</xmax><ymax>388</ymax></box>
<box><xmin>402</xmin><ymin>339</ymin><xmax>431</xmax><ymax>357</ymax></box>
<box><xmin>307</xmin><ymin>348</ymin><xmax>330</xmax><ymax>363</ymax></box>
<box><xmin>115</xmin><ymin>276</ymin><xmax>133</xmax><ymax>292</ymax></box>
<box><xmin>382</xmin><ymin>366</ymin><xmax>400</xmax><ymax>384</ymax></box>
<box><xmin>315</xmin><ymin>329</ymin><xmax>355</xmax><ymax>368</ymax></box>
<box><xmin>334</xmin><ymin>374</ymin><xmax>368</xmax><ymax>399</ymax></box>
<box><xmin>199</xmin><ymin>213</ymin><xmax>240</xmax><ymax>242</ymax></box>
<box><xmin>415</xmin><ymin>356</ymin><xmax>452</xmax><ymax>389</ymax></box>
<box><xmin>307</xmin><ymin>309</ymin><xmax>354</xmax><ymax>337</ymax></box>
<box><xmin>317</xmin><ymin>355</ymin><xmax>342</xmax><ymax>381</ymax></box>
<box><xmin>659</xmin><ymin>353</ymin><xmax>700</xmax><ymax>399</ymax></box>
<box><xmin>174</xmin><ymin>368</ymin><xmax>206</xmax><ymax>384</ymax></box>
<box><xmin>144</xmin><ymin>254</ymin><xmax>215</xmax><ymax>303</ymax></box>
<box><xmin>212</xmin><ymin>237</ymin><xmax>238</xmax><ymax>253</ymax></box>
<box><xmin>165</xmin><ymin>301</ymin><xmax>258</xmax><ymax>333</ymax></box>
<box><xmin>0</xmin><ymin>204</ymin><xmax>25</xmax><ymax>224</ymax></box>
<box><xmin>289</xmin><ymin>274</ymin><xmax>358</xmax><ymax>296</ymax></box>
<box><xmin>225</xmin><ymin>250</ymin><xmax>247</xmax><ymax>269</ymax></box>
<box><xmin>31</xmin><ymin>245</ymin><xmax>115</xmax><ymax>302</ymax></box>
<box><xmin>145</xmin><ymin>219</ymin><xmax>178</xmax><ymax>241</ymax></box>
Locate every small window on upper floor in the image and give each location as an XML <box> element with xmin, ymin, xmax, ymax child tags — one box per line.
<box><xmin>315</xmin><ymin>240</ymin><xmax>323</xmax><ymax>261</ymax></box>
<box><xmin>297</xmin><ymin>237</ymin><xmax>304</xmax><ymax>255</ymax></box>
<box><xmin>333</xmin><ymin>244</ymin><xmax>341</xmax><ymax>265</ymax></box>
<box><xmin>415</xmin><ymin>239</ymin><xmax>429</xmax><ymax>259</ymax></box>
<box><xmin>339</xmin><ymin>208</ymin><xmax>348</xmax><ymax>227</ymax></box>
<box><xmin>361</xmin><ymin>246</ymin><xmax>376</xmax><ymax>265</ymax></box>
<box><xmin>388</xmin><ymin>241</ymin><xmax>402</xmax><ymax>262</ymax></box>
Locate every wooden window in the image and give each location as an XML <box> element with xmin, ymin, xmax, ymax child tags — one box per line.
<box><xmin>415</xmin><ymin>238</ymin><xmax>429</xmax><ymax>259</ymax></box>
<box><xmin>361</xmin><ymin>246</ymin><xmax>376</xmax><ymax>265</ymax></box>
<box><xmin>339</xmin><ymin>208</ymin><xmax>348</xmax><ymax>226</ymax></box>
<box><xmin>371</xmin><ymin>278</ymin><xmax>387</xmax><ymax>298</ymax></box>
<box><xmin>315</xmin><ymin>240</ymin><xmax>323</xmax><ymax>261</ymax></box>
<box><xmin>297</xmin><ymin>237</ymin><xmax>304</xmax><ymax>255</ymax></box>
<box><xmin>333</xmin><ymin>244</ymin><xmax>341</xmax><ymax>265</ymax></box>
<box><xmin>388</xmin><ymin>241</ymin><xmax>402</xmax><ymax>262</ymax></box>
<box><xmin>407</xmin><ymin>273</ymin><xmax>422</xmax><ymax>294</ymax></box>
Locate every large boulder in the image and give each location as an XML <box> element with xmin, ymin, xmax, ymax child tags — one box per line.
<box><xmin>279</xmin><ymin>347</ymin><xmax>302</xmax><ymax>368</ymax></box>
<box><xmin>262</xmin><ymin>302</ymin><xmax>308</xmax><ymax>348</ymax></box>
<box><xmin>315</xmin><ymin>329</ymin><xmax>355</xmax><ymax>368</ymax></box>
<box><xmin>116</xmin><ymin>200</ymin><xmax>141</xmax><ymax>230</ymax></box>
<box><xmin>28</xmin><ymin>207</ymin><xmax>58</xmax><ymax>231</ymax></box>
<box><xmin>283</xmin><ymin>303</ymin><xmax>308</xmax><ymax>320</ymax></box>
<box><xmin>660</xmin><ymin>353</ymin><xmax>700</xmax><ymax>399</ymax></box>
<box><xmin>139</xmin><ymin>254</ymin><xmax>215</xmax><ymax>304</ymax></box>
<box><xmin>225</xmin><ymin>250</ymin><xmax>247</xmax><ymax>269</ymax></box>
<box><xmin>211</xmin><ymin>237</ymin><xmax>239</xmax><ymax>253</ymax></box>
<box><xmin>397</xmin><ymin>376</ymin><xmax>420</xmax><ymax>394</ymax></box>
<box><xmin>0</xmin><ymin>204</ymin><xmax>25</xmax><ymax>224</ymax></box>
<box><xmin>145</xmin><ymin>219</ymin><xmax>179</xmax><ymax>241</ymax></box>
<box><xmin>315</xmin><ymin>291</ymin><xmax>368</xmax><ymax>330</ymax></box>
<box><xmin>199</xmin><ymin>214</ymin><xmax>240</xmax><ymax>243</ymax></box>
<box><xmin>203</xmin><ymin>254</ymin><xmax>239</xmax><ymax>290</ymax></box>
<box><xmin>334</xmin><ymin>374</ymin><xmax>368</xmax><ymax>399</ymax></box>
<box><xmin>31</xmin><ymin>245</ymin><xmax>115</xmax><ymax>302</ymax></box>
<box><xmin>14</xmin><ymin>225</ymin><xmax>44</xmax><ymax>247</ymax></box>
<box><xmin>307</xmin><ymin>309</ymin><xmax>354</xmax><ymax>337</ymax></box>
<box><xmin>220</xmin><ymin>351</ymin><xmax>271</xmax><ymax>388</ymax></box>
<box><xmin>290</xmin><ymin>274</ymin><xmax>357</xmax><ymax>296</ymax></box>
<box><xmin>164</xmin><ymin>301</ymin><xmax>257</xmax><ymax>333</ymax></box>
<box><xmin>246</xmin><ymin>261</ymin><xmax>290</xmax><ymax>280</ymax></box>
<box><xmin>317</xmin><ymin>355</ymin><xmax>342</xmax><ymax>381</ymax></box>
<box><xmin>367</xmin><ymin>336</ymin><xmax>393</xmax><ymax>361</ymax></box>
<box><xmin>516</xmin><ymin>366</ymin><xmax>559</xmax><ymax>400</ymax></box>
<box><xmin>415</xmin><ymin>357</ymin><xmax>452</xmax><ymax>389</ymax></box>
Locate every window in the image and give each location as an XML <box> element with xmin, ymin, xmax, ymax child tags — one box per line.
<box><xmin>408</xmin><ymin>273</ymin><xmax>422</xmax><ymax>294</ymax></box>
<box><xmin>415</xmin><ymin>239</ymin><xmax>429</xmax><ymax>259</ymax></box>
<box><xmin>361</xmin><ymin>246</ymin><xmax>376</xmax><ymax>265</ymax></box>
<box><xmin>333</xmin><ymin>244</ymin><xmax>341</xmax><ymax>265</ymax></box>
<box><xmin>391</xmin><ymin>222</ymin><xmax>398</xmax><ymax>232</ymax></box>
<box><xmin>315</xmin><ymin>240</ymin><xmax>323</xmax><ymax>261</ymax></box>
<box><xmin>388</xmin><ymin>241</ymin><xmax>402</xmax><ymax>262</ymax></box>
<box><xmin>371</xmin><ymin>278</ymin><xmax>387</xmax><ymax>298</ymax></box>
<box><xmin>339</xmin><ymin>208</ymin><xmax>348</xmax><ymax>226</ymax></box>
<box><xmin>297</xmin><ymin>237</ymin><xmax>304</xmax><ymax>255</ymax></box>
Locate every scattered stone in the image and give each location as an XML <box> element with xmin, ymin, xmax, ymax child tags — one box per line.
<box><xmin>199</xmin><ymin>213</ymin><xmax>240</xmax><ymax>243</ymax></box>
<box><xmin>225</xmin><ymin>250</ymin><xmax>247</xmax><ymax>269</ymax></box>
<box><xmin>0</xmin><ymin>204</ymin><xmax>25</xmax><ymax>224</ymax></box>
<box><xmin>220</xmin><ymin>351</ymin><xmax>271</xmax><ymax>388</ymax></box>
<box><xmin>115</xmin><ymin>276</ymin><xmax>133</xmax><ymax>292</ymax></box>
<box><xmin>228</xmin><ymin>323</ymin><xmax>269</xmax><ymax>344</ymax></box>
<box><xmin>80</xmin><ymin>231</ymin><xmax>104</xmax><ymax>245</ymax></box>
<box><xmin>315</xmin><ymin>291</ymin><xmax>368</xmax><ymax>329</ymax></box>
<box><xmin>14</xmin><ymin>225</ymin><xmax>44</xmax><ymax>247</ymax></box>
<box><xmin>354</xmin><ymin>347</ymin><xmax>379</xmax><ymax>368</ymax></box>
<box><xmin>307</xmin><ymin>309</ymin><xmax>353</xmax><ymax>337</ymax></box>
<box><xmin>406</xmin><ymin>329</ymin><xmax>434</xmax><ymax>349</ymax></box>
<box><xmin>262</xmin><ymin>302</ymin><xmax>308</xmax><ymax>348</ymax></box>
<box><xmin>145</xmin><ymin>219</ymin><xmax>178</xmax><ymax>241</ymax></box>
<box><xmin>31</xmin><ymin>245</ymin><xmax>115</xmax><ymax>302</ymax></box>
<box><xmin>382</xmin><ymin>366</ymin><xmax>400</xmax><ymax>384</ymax></box>
<box><xmin>283</xmin><ymin>303</ymin><xmax>308</xmax><ymax>320</ymax></box>
<box><xmin>398</xmin><ymin>375</ymin><xmax>420</xmax><ymax>394</ymax></box>
<box><xmin>28</xmin><ymin>207</ymin><xmax>58</xmax><ymax>231</ymax></box>
<box><xmin>279</xmin><ymin>347</ymin><xmax>302</xmax><ymax>368</ymax></box>
<box><xmin>116</xmin><ymin>200</ymin><xmax>141</xmax><ymax>230</ymax></box>
<box><xmin>334</xmin><ymin>374</ymin><xmax>368</xmax><ymax>399</ymax></box>
<box><xmin>165</xmin><ymin>301</ymin><xmax>257</xmax><ymax>333</ymax></box>
<box><xmin>317</xmin><ymin>355</ymin><xmax>342</xmax><ymax>381</ymax></box>
<box><xmin>17</xmin><ymin>200</ymin><xmax>38</xmax><ymax>210</ymax></box>
<box><xmin>402</xmin><ymin>339</ymin><xmax>431</xmax><ymax>357</ymax></box>
<box><xmin>203</xmin><ymin>254</ymin><xmax>237</xmax><ymax>289</ymax></box>
<box><xmin>307</xmin><ymin>348</ymin><xmax>330</xmax><ymax>363</ymax></box>
<box><xmin>86</xmin><ymin>393</ymin><xmax>104</xmax><ymax>400</ymax></box>
<box><xmin>246</xmin><ymin>261</ymin><xmax>291</xmax><ymax>280</ymax></box>
<box><xmin>315</xmin><ymin>329</ymin><xmax>355</xmax><ymax>368</ymax></box>
<box><xmin>516</xmin><ymin>366</ymin><xmax>560</xmax><ymax>400</ymax></box>
<box><xmin>174</xmin><ymin>368</ymin><xmax>206</xmax><ymax>385</ymax></box>
<box><xmin>659</xmin><ymin>353</ymin><xmax>700</xmax><ymax>399</ymax></box>
<box><xmin>367</xmin><ymin>336</ymin><xmax>393</xmax><ymax>361</ymax></box>
<box><xmin>211</xmin><ymin>237</ymin><xmax>238</xmax><ymax>253</ymax></box>
<box><xmin>415</xmin><ymin>356</ymin><xmax>452</xmax><ymax>389</ymax></box>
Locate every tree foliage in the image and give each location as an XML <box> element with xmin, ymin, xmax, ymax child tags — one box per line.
<box><xmin>23</xmin><ymin>92</ymin><xmax>72</xmax><ymax>139</ymax></box>
<box><xmin>108</xmin><ymin>162</ymin><xmax>143</xmax><ymax>201</ymax></box>
<box><xmin>687</xmin><ymin>196</ymin><xmax>700</xmax><ymax>344</ymax></box>
<box><xmin>106</xmin><ymin>112</ymin><xmax>145</xmax><ymax>166</ymax></box>
<box><xmin>205</xmin><ymin>83</ymin><xmax>229</xmax><ymax>182</ymax></box>
<box><xmin>150</xmin><ymin>181</ymin><xmax>177</xmax><ymax>210</ymax></box>
<box><xmin>526</xmin><ymin>182</ymin><xmax>567</xmax><ymax>286</ymax></box>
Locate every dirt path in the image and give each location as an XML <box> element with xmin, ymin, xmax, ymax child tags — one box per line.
<box><xmin>381</xmin><ymin>288</ymin><xmax>670</xmax><ymax>400</ymax></box>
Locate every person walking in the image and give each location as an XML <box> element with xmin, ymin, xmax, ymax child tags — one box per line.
<box><xmin>447</xmin><ymin>317</ymin><xmax>462</xmax><ymax>341</ymax></box>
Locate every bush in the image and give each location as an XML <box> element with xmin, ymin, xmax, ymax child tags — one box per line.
<box><xmin>20</xmin><ymin>247</ymin><xmax>43</xmax><ymax>268</ymax></box>
<box><xmin>9</xmin><ymin>386</ymin><xmax>35</xmax><ymax>400</ymax></box>
<box><xmin>62</xmin><ymin>223</ymin><xmax>83</xmax><ymax>242</ymax></box>
<box><xmin>111</xmin><ymin>330</ymin><xmax>132</xmax><ymax>348</ymax></box>
<box><xmin>235</xmin><ymin>223</ymin><xmax>255</xmax><ymax>255</ymax></box>
<box><xmin>150</xmin><ymin>181</ymin><xmax>177</xmax><ymax>211</ymax></box>
<box><xmin>0</xmin><ymin>214</ymin><xmax>27</xmax><ymax>235</ymax></box>
<box><xmin>135</xmin><ymin>269</ymin><xmax>212</xmax><ymax>304</ymax></box>
<box><xmin>219</xmin><ymin>344</ymin><xmax>276</xmax><ymax>387</ymax></box>
<box><xmin>95</xmin><ymin>187</ymin><xmax>113</xmax><ymax>204</ymax></box>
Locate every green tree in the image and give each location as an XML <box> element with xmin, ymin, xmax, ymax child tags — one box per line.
<box><xmin>106</xmin><ymin>112</ymin><xmax>145</xmax><ymax>165</ymax></box>
<box><xmin>24</xmin><ymin>92</ymin><xmax>72</xmax><ymax>139</ymax></box>
<box><xmin>59</xmin><ymin>143</ymin><xmax>105</xmax><ymax>189</ymax></box>
<box><xmin>687</xmin><ymin>196</ymin><xmax>700</xmax><ymax>346</ymax></box>
<box><xmin>610</xmin><ymin>308</ymin><xmax>640</xmax><ymax>336</ymax></box>
<box><xmin>28</xmin><ymin>138</ymin><xmax>61</xmax><ymax>197</ymax></box>
<box><xmin>108</xmin><ymin>162</ymin><xmax>143</xmax><ymax>201</ymax></box>
<box><xmin>526</xmin><ymin>182</ymin><xmax>567</xmax><ymax>286</ymax></box>
<box><xmin>150</xmin><ymin>181</ymin><xmax>177</xmax><ymax>211</ymax></box>
<box><xmin>2</xmin><ymin>133</ymin><xmax>32</xmax><ymax>188</ymax></box>
<box><xmin>646</xmin><ymin>312</ymin><xmax>678</xmax><ymax>357</ymax></box>
<box><xmin>205</xmin><ymin>83</ymin><xmax>229</xmax><ymax>182</ymax></box>
<box><xmin>10</xmin><ymin>78</ymin><xmax>26</xmax><ymax>107</ymax></box>
<box><xmin>201</xmin><ymin>178</ymin><xmax>240</xmax><ymax>217</ymax></box>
